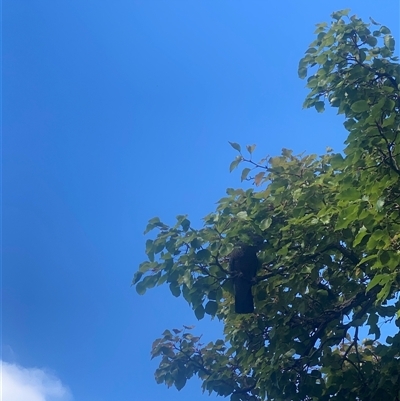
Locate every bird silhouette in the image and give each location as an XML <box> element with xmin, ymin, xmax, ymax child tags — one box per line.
<box><xmin>229</xmin><ymin>241</ymin><xmax>261</xmax><ymax>314</ymax></box>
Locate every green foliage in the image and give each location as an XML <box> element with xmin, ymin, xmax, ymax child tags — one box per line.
<box><xmin>134</xmin><ymin>10</ymin><xmax>400</xmax><ymax>401</ymax></box>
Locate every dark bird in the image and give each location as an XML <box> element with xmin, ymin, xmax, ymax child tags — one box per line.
<box><xmin>229</xmin><ymin>239</ymin><xmax>262</xmax><ymax>314</ymax></box>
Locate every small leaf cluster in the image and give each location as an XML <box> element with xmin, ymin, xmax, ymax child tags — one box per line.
<box><xmin>134</xmin><ymin>10</ymin><xmax>400</xmax><ymax>401</ymax></box>
<box><xmin>152</xmin><ymin>326</ymin><xmax>260</xmax><ymax>399</ymax></box>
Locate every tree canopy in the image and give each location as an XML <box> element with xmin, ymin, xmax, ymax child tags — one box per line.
<box><xmin>133</xmin><ymin>10</ymin><xmax>400</xmax><ymax>401</ymax></box>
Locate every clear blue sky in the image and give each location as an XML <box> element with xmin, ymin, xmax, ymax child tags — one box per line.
<box><xmin>2</xmin><ymin>2</ymin><xmax>399</xmax><ymax>401</ymax></box>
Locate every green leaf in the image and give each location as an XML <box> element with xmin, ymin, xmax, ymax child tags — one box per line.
<box><xmin>369</xmin><ymin>17</ymin><xmax>380</xmax><ymax>25</ymax></box>
<box><xmin>335</xmin><ymin>204</ymin><xmax>359</xmax><ymax>230</ymax></box>
<box><xmin>338</xmin><ymin>187</ymin><xmax>361</xmax><ymax>201</ymax></box>
<box><xmin>196</xmin><ymin>249</ymin><xmax>211</xmax><ymax>261</ymax></box>
<box><xmin>181</xmin><ymin>218</ymin><xmax>190</xmax><ymax>231</ymax></box>
<box><xmin>246</xmin><ymin>144</ymin><xmax>256</xmax><ymax>154</ymax></box>
<box><xmin>330</xmin><ymin>153</ymin><xmax>344</xmax><ymax>169</ymax></box>
<box><xmin>353</xmin><ymin>226</ymin><xmax>368</xmax><ymax>247</ymax></box>
<box><xmin>315</xmin><ymin>101</ymin><xmax>325</xmax><ymax>113</ymax></box>
<box><xmin>331</xmin><ymin>9</ymin><xmax>350</xmax><ymax>20</ymax></box>
<box><xmin>141</xmin><ymin>274</ymin><xmax>160</xmax><ymax>290</ymax></box>
<box><xmin>298</xmin><ymin>66</ymin><xmax>307</xmax><ymax>79</ymax></box>
<box><xmin>169</xmin><ymin>283</ymin><xmax>181</xmax><ymax>297</ymax></box>
<box><xmin>351</xmin><ymin>100</ymin><xmax>369</xmax><ymax>113</ymax></box>
<box><xmin>146</xmin><ymin>239</ymin><xmax>154</xmax><ymax>252</ymax></box>
<box><xmin>229</xmin><ymin>156</ymin><xmax>242</xmax><ymax>172</ymax></box>
<box><xmin>284</xmin><ymin>348</ymin><xmax>296</xmax><ymax>358</ymax></box>
<box><xmin>136</xmin><ymin>281</ymin><xmax>147</xmax><ymax>295</ymax></box>
<box><xmin>205</xmin><ymin>301</ymin><xmax>218</xmax><ymax>316</ymax></box>
<box><xmin>365</xmin><ymin>36</ymin><xmax>378</xmax><ymax>47</ymax></box>
<box><xmin>132</xmin><ymin>271</ymin><xmax>143</xmax><ymax>285</ymax></box>
<box><xmin>306</xmin><ymin>48</ymin><xmax>317</xmax><ymax>54</ymax></box>
<box><xmin>366</xmin><ymin>274</ymin><xmax>389</xmax><ymax>292</ymax></box>
<box><xmin>194</xmin><ymin>305</ymin><xmax>205</xmax><ymax>320</ymax></box>
<box><xmin>375</xmin><ymin>198</ymin><xmax>385</xmax><ymax>211</ymax></box>
<box><xmin>241</xmin><ymin>168</ymin><xmax>251</xmax><ymax>182</ymax></box>
<box><xmin>384</xmin><ymin>98</ymin><xmax>396</xmax><ymax>111</ymax></box>
<box><xmin>174</xmin><ymin>372</ymin><xmax>187</xmax><ymax>391</ymax></box>
<box><xmin>380</xmin><ymin>26</ymin><xmax>391</xmax><ymax>34</ymax></box>
<box><xmin>254</xmin><ymin>171</ymin><xmax>265</xmax><ymax>186</ymax></box>
<box><xmin>384</xmin><ymin>35</ymin><xmax>395</xmax><ymax>51</ymax></box>
<box><xmin>370</xmin><ymin>325</ymin><xmax>381</xmax><ymax>340</ymax></box>
<box><xmin>366</xmin><ymin>229</ymin><xmax>388</xmax><ymax>250</ymax></box>
<box><xmin>260</xmin><ymin>218</ymin><xmax>272</xmax><ymax>230</ymax></box>
<box><xmin>358</xmin><ymin>254</ymin><xmax>377</xmax><ymax>267</ymax></box>
<box><xmin>229</xmin><ymin>141</ymin><xmax>242</xmax><ymax>152</ymax></box>
<box><xmin>377</xmin><ymin>281</ymin><xmax>392</xmax><ymax>303</ymax></box>
<box><xmin>357</xmin><ymin>50</ymin><xmax>366</xmax><ymax>63</ymax></box>
<box><xmin>148</xmin><ymin>216</ymin><xmax>161</xmax><ymax>224</ymax></box>
<box><xmin>379</xmin><ymin>251</ymin><xmax>391</xmax><ymax>265</ymax></box>
<box><xmin>237</xmin><ymin>211</ymin><xmax>248</xmax><ymax>220</ymax></box>
<box><xmin>382</xmin><ymin>113</ymin><xmax>396</xmax><ymax>127</ymax></box>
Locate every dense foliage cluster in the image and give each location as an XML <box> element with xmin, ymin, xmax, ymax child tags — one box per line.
<box><xmin>134</xmin><ymin>10</ymin><xmax>400</xmax><ymax>401</ymax></box>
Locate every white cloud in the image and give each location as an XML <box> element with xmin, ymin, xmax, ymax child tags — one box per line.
<box><xmin>1</xmin><ymin>360</ymin><xmax>72</xmax><ymax>401</ymax></box>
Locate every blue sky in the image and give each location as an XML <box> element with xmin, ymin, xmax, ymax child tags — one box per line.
<box><xmin>2</xmin><ymin>2</ymin><xmax>399</xmax><ymax>400</ymax></box>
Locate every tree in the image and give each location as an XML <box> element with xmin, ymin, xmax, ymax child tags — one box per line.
<box><xmin>133</xmin><ymin>10</ymin><xmax>400</xmax><ymax>401</ymax></box>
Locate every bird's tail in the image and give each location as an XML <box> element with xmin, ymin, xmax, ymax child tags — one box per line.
<box><xmin>234</xmin><ymin>280</ymin><xmax>254</xmax><ymax>314</ymax></box>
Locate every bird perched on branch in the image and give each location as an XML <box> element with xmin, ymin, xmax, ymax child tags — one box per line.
<box><xmin>229</xmin><ymin>235</ymin><xmax>263</xmax><ymax>314</ymax></box>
